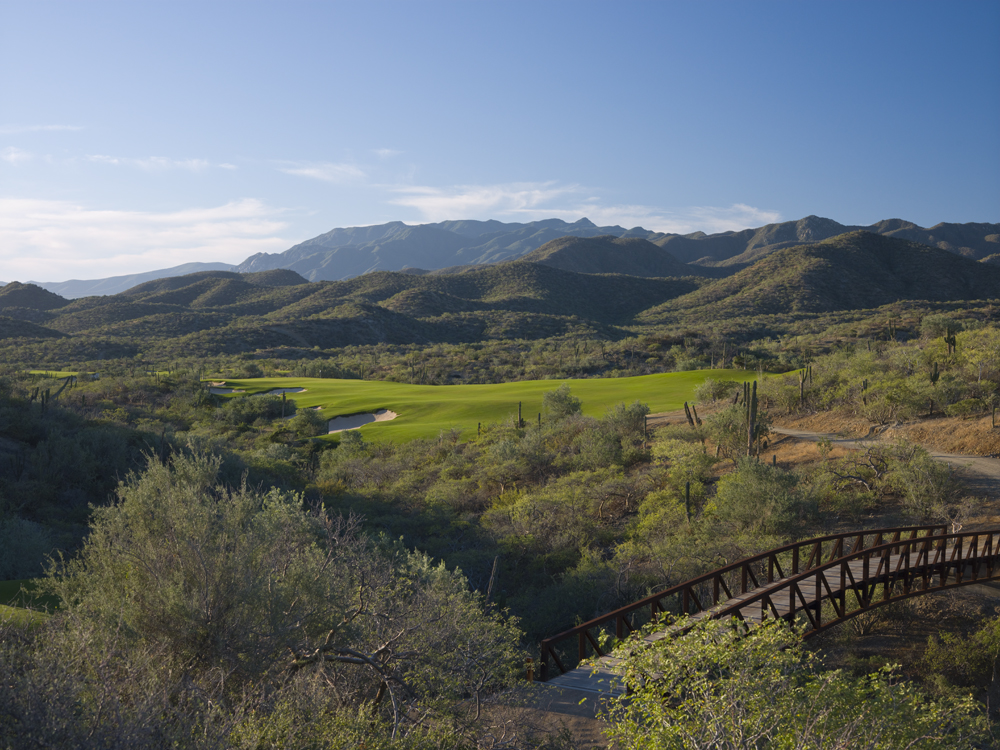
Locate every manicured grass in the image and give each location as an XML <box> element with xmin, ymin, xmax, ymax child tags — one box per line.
<box><xmin>27</xmin><ymin>370</ymin><xmax>82</xmax><ymax>379</ymax></box>
<box><xmin>0</xmin><ymin>578</ymin><xmax>58</xmax><ymax>610</ymax></box>
<box><xmin>0</xmin><ymin>579</ymin><xmax>56</xmax><ymax>628</ymax></box>
<box><xmin>0</xmin><ymin>604</ymin><xmax>48</xmax><ymax>628</ymax></box>
<box><xmin>212</xmin><ymin>369</ymin><xmax>757</xmax><ymax>442</ymax></box>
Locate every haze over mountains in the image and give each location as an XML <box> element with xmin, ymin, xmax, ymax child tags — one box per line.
<box><xmin>16</xmin><ymin>215</ymin><xmax>1000</xmax><ymax>298</ymax></box>
<box><xmin>4</xmin><ymin>227</ymin><xmax>1000</xmax><ymax>364</ymax></box>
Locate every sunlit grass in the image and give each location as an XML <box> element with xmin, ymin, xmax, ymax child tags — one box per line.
<box><xmin>212</xmin><ymin>369</ymin><xmax>757</xmax><ymax>442</ymax></box>
<box><xmin>0</xmin><ymin>579</ymin><xmax>56</xmax><ymax>629</ymax></box>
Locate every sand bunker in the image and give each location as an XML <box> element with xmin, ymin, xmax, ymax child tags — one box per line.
<box><xmin>265</xmin><ymin>388</ymin><xmax>306</xmax><ymax>395</ymax></box>
<box><xmin>209</xmin><ymin>387</ymin><xmax>245</xmax><ymax>395</ymax></box>
<box><xmin>328</xmin><ymin>409</ymin><xmax>398</xmax><ymax>433</ymax></box>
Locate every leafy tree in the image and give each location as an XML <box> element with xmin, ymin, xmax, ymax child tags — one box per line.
<box><xmin>542</xmin><ymin>383</ymin><xmax>582</xmax><ymax>421</ymax></box>
<box><xmin>888</xmin><ymin>440</ymin><xmax>966</xmax><ymax>524</ymax></box>
<box><xmin>706</xmin><ymin>401</ymin><xmax>771</xmax><ymax>463</ymax></box>
<box><xmin>43</xmin><ymin>452</ymin><xmax>524</xmax><ymax>746</ymax></box>
<box><xmin>604</xmin><ymin>616</ymin><xmax>990</xmax><ymax>750</ymax></box>
<box><xmin>706</xmin><ymin>458</ymin><xmax>808</xmax><ymax>548</ymax></box>
<box><xmin>693</xmin><ymin>377</ymin><xmax>740</xmax><ymax>403</ymax></box>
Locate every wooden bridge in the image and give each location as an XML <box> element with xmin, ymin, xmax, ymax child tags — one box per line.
<box><xmin>538</xmin><ymin>524</ymin><xmax>1000</xmax><ymax>695</ymax></box>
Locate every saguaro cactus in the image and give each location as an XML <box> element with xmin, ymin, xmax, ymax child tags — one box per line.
<box><xmin>684</xmin><ymin>401</ymin><xmax>695</xmax><ymax>427</ymax></box>
<box><xmin>944</xmin><ymin>326</ymin><xmax>958</xmax><ymax>356</ymax></box>
<box><xmin>745</xmin><ymin>381</ymin><xmax>758</xmax><ymax>457</ymax></box>
<box><xmin>798</xmin><ymin>365</ymin><xmax>812</xmax><ymax>406</ymax></box>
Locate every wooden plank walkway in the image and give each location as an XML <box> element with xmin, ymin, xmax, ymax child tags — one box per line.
<box><xmin>544</xmin><ymin>535</ymin><xmax>1000</xmax><ymax>696</ymax></box>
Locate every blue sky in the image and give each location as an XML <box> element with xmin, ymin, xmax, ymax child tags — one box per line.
<box><xmin>1</xmin><ymin>1</ymin><xmax>998</xmax><ymax>282</ymax></box>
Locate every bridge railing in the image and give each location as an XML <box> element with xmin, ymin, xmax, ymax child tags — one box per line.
<box><xmin>538</xmin><ymin>523</ymin><xmax>947</xmax><ymax>679</ymax></box>
<box><xmin>715</xmin><ymin>528</ymin><xmax>1000</xmax><ymax>635</ymax></box>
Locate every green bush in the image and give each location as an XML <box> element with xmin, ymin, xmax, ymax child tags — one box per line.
<box><xmin>944</xmin><ymin>398</ymin><xmax>986</xmax><ymax>418</ymax></box>
<box><xmin>707</xmin><ymin>458</ymin><xmax>809</xmax><ymax>541</ymax></box>
<box><xmin>693</xmin><ymin>377</ymin><xmax>740</xmax><ymax>403</ymax></box>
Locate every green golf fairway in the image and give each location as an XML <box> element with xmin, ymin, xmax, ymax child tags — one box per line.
<box><xmin>211</xmin><ymin>369</ymin><xmax>756</xmax><ymax>442</ymax></box>
<box><xmin>0</xmin><ymin>579</ymin><xmax>55</xmax><ymax>628</ymax></box>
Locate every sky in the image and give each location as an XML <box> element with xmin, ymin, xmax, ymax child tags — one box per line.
<box><xmin>1</xmin><ymin>1</ymin><xmax>998</xmax><ymax>282</ymax></box>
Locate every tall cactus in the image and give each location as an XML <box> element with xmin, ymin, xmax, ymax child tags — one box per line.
<box><xmin>944</xmin><ymin>326</ymin><xmax>958</xmax><ymax>356</ymax></box>
<box><xmin>745</xmin><ymin>381</ymin><xmax>758</xmax><ymax>457</ymax></box>
<box><xmin>798</xmin><ymin>365</ymin><xmax>812</xmax><ymax>406</ymax></box>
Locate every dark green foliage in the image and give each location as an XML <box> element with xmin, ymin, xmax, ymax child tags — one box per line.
<box><xmin>18</xmin><ymin>452</ymin><xmax>525</xmax><ymax>749</ymax></box>
<box><xmin>541</xmin><ymin>383</ymin><xmax>582</xmax><ymax>420</ymax></box>
<box><xmin>215</xmin><ymin>393</ymin><xmax>289</xmax><ymax>427</ymax></box>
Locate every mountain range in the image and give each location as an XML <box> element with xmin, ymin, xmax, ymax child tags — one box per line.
<box><xmin>13</xmin><ymin>215</ymin><xmax>999</xmax><ymax>298</ymax></box>
<box><xmin>3</xmin><ymin>229</ymin><xmax>1000</xmax><ymax>364</ymax></box>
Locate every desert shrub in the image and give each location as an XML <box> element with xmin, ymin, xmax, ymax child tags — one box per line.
<box><xmin>693</xmin><ymin>377</ymin><xmax>740</xmax><ymax>403</ymax></box>
<box><xmin>888</xmin><ymin>441</ymin><xmax>964</xmax><ymax>522</ymax></box>
<box><xmin>287</xmin><ymin>406</ymin><xmax>329</xmax><ymax>437</ymax></box>
<box><xmin>542</xmin><ymin>383</ymin><xmax>582</xmax><ymax>421</ymax></box>
<box><xmin>39</xmin><ymin>451</ymin><xmax>523</xmax><ymax>747</ymax></box>
<box><xmin>216</xmin><ymin>394</ymin><xmax>287</xmax><ymax>427</ymax></box>
<box><xmin>706</xmin><ymin>402</ymin><xmax>771</xmax><ymax>462</ymax></box>
<box><xmin>707</xmin><ymin>458</ymin><xmax>809</xmax><ymax>542</ymax></box>
<box><xmin>605</xmin><ymin>617</ymin><xmax>989</xmax><ymax>750</ymax></box>
<box><xmin>945</xmin><ymin>398</ymin><xmax>987</xmax><ymax>418</ymax></box>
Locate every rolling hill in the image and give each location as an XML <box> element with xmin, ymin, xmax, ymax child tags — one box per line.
<box><xmin>21</xmin><ymin>216</ymin><xmax>1000</xmax><ymax>299</ymax></box>
<box><xmin>640</xmin><ymin>231</ymin><xmax>1000</xmax><ymax>323</ymax></box>
<box><xmin>3</xmin><ymin>230</ymin><xmax>999</xmax><ymax>364</ymax></box>
<box><xmin>519</xmin><ymin>235</ymin><xmax>722</xmax><ymax>277</ymax></box>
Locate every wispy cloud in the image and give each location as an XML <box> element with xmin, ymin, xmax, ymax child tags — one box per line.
<box><xmin>87</xmin><ymin>154</ymin><xmax>214</xmax><ymax>172</ymax></box>
<box><xmin>0</xmin><ymin>198</ymin><xmax>294</xmax><ymax>281</ymax></box>
<box><xmin>278</xmin><ymin>161</ymin><xmax>366</xmax><ymax>183</ymax></box>
<box><xmin>568</xmin><ymin>202</ymin><xmax>782</xmax><ymax>235</ymax></box>
<box><xmin>374</xmin><ymin>148</ymin><xmax>401</xmax><ymax>159</ymax></box>
<box><xmin>388</xmin><ymin>180</ymin><xmax>780</xmax><ymax>234</ymax></box>
<box><xmin>1</xmin><ymin>147</ymin><xmax>33</xmax><ymax>165</ymax></box>
<box><xmin>389</xmin><ymin>182</ymin><xmax>581</xmax><ymax>222</ymax></box>
<box><xmin>0</xmin><ymin>124</ymin><xmax>83</xmax><ymax>135</ymax></box>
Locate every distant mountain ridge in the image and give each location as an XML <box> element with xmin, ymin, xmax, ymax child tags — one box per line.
<box><xmin>235</xmin><ymin>217</ymin><xmax>635</xmax><ymax>280</ymax></box>
<box><xmin>4</xmin><ymin>230</ymin><xmax>1000</xmax><ymax>361</ymax></box>
<box><xmin>22</xmin><ymin>215</ymin><xmax>1000</xmax><ymax>298</ymax></box>
<box><xmin>519</xmin><ymin>235</ymin><xmax>724</xmax><ymax>278</ymax></box>
<box><xmin>33</xmin><ymin>262</ymin><xmax>237</xmax><ymax>299</ymax></box>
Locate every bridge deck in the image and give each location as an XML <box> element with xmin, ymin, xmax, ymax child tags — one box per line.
<box><xmin>545</xmin><ymin>544</ymin><xmax>994</xmax><ymax>696</ymax></box>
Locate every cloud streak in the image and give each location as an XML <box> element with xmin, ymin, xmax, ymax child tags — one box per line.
<box><xmin>0</xmin><ymin>198</ymin><xmax>293</xmax><ymax>282</ymax></box>
<box><xmin>1</xmin><ymin>147</ymin><xmax>33</xmax><ymax>165</ymax></box>
<box><xmin>0</xmin><ymin>124</ymin><xmax>83</xmax><ymax>135</ymax></box>
<box><xmin>389</xmin><ymin>181</ymin><xmax>780</xmax><ymax>234</ymax></box>
<box><xmin>389</xmin><ymin>182</ymin><xmax>581</xmax><ymax>222</ymax></box>
<box><xmin>87</xmin><ymin>155</ymin><xmax>217</xmax><ymax>172</ymax></box>
<box><xmin>278</xmin><ymin>161</ymin><xmax>366</xmax><ymax>183</ymax></box>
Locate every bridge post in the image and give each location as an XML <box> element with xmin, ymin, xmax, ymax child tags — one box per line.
<box><xmin>882</xmin><ymin>547</ymin><xmax>891</xmax><ymax>601</ymax></box>
<box><xmin>862</xmin><ymin>552</ymin><xmax>871</xmax><ymax>606</ymax></box>
<box><xmin>815</xmin><ymin>573</ymin><xmax>822</xmax><ymax>626</ymax></box>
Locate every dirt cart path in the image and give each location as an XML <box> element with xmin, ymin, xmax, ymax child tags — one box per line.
<box><xmin>771</xmin><ymin>426</ymin><xmax>1000</xmax><ymax>504</ymax></box>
